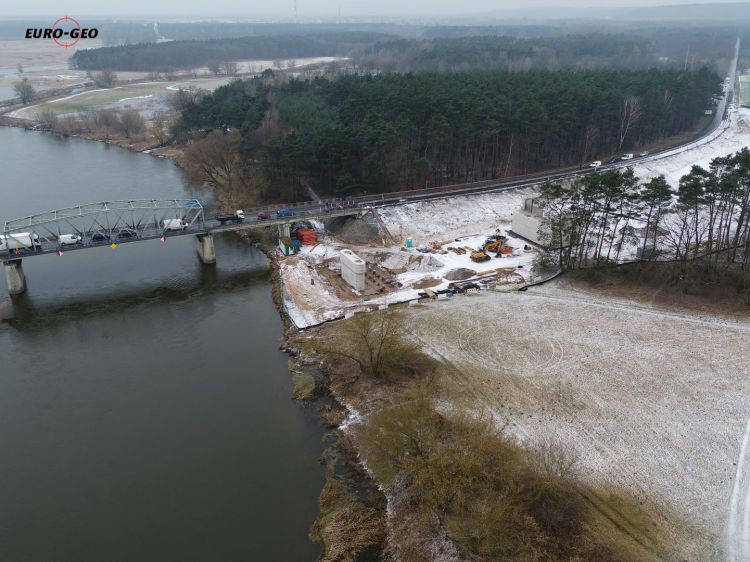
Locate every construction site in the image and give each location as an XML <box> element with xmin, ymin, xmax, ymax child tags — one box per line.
<box><xmin>278</xmin><ymin>188</ymin><xmax>539</xmax><ymax>328</ymax></box>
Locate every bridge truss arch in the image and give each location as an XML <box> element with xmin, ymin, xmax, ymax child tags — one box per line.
<box><xmin>2</xmin><ymin>199</ymin><xmax>205</xmax><ymax>257</ymax></box>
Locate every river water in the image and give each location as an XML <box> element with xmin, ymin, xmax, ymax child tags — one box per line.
<box><xmin>0</xmin><ymin>127</ymin><xmax>324</xmax><ymax>561</ymax></box>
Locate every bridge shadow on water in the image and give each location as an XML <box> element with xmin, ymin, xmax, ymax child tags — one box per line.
<box><xmin>1</xmin><ymin>266</ymin><xmax>272</xmax><ymax>332</ymax></box>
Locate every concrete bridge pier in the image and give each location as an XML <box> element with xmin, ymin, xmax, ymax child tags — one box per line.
<box><xmin>3</xmin><ymin>259</ymin><xmax>27</xmax><ymax>295</ymax></box>
<box><xmin>195</xmin><ymin>234</ymin><xmax>216</xmax><ymax>265</ymax></box>
<box><xmin>279</xmin><ymin>223</ymin><xmax>291</xmax><ymax>238</ymax></box>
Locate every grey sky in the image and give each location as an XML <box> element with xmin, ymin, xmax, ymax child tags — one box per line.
<box><xmin>5</xmin><ymin>0</ymin><xmax>750</xmax><ymax>18</ymax></box>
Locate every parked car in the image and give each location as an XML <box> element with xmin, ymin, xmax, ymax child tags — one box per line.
<box><xmin>639</xmin><ymin>151</ymin><xmax>650</xmax><ymax>157</ymax></box>
<box><xmin>58</xmin><ymin>234</ymin><xmax>82</xmax><ymax>246</ymax></box>
<box><xmin>116</xmin><ymin>228</ymin><xmax>138</xmax><ymax>240</ymax></box>
<box><xmin>276</xmin><ymin>208</ymin><xmax>294</xmax><ymax>218</ymax></box>
<box><xmin>589</xmin><ymin>160</ymin><xmax>602</xmax><ymax>168</ymax></box>
<box><xmin>91</xmin><ymin>231</ymin><xmax>110</xmax><ymax>242</ymax></box>
<box><xmin>621</xmin><ymin>153</ymin><xmax>634</xmax><ymax>160</ymax></box>
<box><xmin>257</xmin><ymin>211</ymin><xmax>269</xmax><ymax>220</ymax></box>
<box><xmin>607</xmin><ymin>157</ymin><xmax>619</xmax><ymax>164</ymax></box>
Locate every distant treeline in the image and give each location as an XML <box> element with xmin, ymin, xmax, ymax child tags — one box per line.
<box><xmin>176</xmin><ymin>68</ymin><xmax>720</xmax><ymax>202</ymax></box>
<box><xmin>69</xmin><ymin>33</ymin><xmax>390</xmax><ymax>71</ymax></box>
<box><xmin>155</xmin><ymin>22</ymin><xmax>412</xmax><ymax>42</ymax></box>
<box><xmin>93</xmin><ymin>22</ymin><xmax>415</xmax><ymax>46</ymax></box>
<box><xmin>70</xmin><ymin>24</ymin><xmax>740</xmax><ymax>76</ymax></box>
<box><xmin>355</xmin><ymin>34</ymin><xmax>656</xmax><ymax>72</ymax></box>
<box><xmin>354</xmin><ymin>29</ymin><xmax>740</xmax><ymax>73</ymax></box>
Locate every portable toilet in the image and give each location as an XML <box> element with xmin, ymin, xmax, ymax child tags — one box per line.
<box><xmin>279</xmin><ymin>236</ymin><xmax>293</xmax><ymax>256</ymax></box>
<box><xmin>405</xmin><ymin>237</ymin><xmax>413</xmax><ymax>248</ymax></box>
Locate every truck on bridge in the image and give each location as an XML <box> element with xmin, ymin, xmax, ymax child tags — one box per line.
<box><xmin>216</xmin><ymin>210</ymin><xmax>245</xmax><ymax>225</ymax></box>
<box><xmin>0</xmin><ymin>232</ymin><xmax>41</xmax><ymax>252</ymax></box>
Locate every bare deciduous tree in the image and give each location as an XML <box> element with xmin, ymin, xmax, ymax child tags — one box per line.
<box><xmin>317</xmin><ymin>308</ymin><xmax>427</xmax><ymax>379</ymax></box>
<box><xmin>119</xmin><ymin>109</ymin><xmax>145</xmax><ymax>139</ymax></box>
<box><xmin>183</xmin><ymin>131</ymin><xmax>264</xmax><ymax>208</ymax></box>
<box><xmin>618</xmin><ymin>96</ymin><xmax>643</xmax><ymax>150</ymax></box>
<box><xmin>149</xmin><ymin>111</ymin><xmax>171</xmax><ymax>145</ymax></box>
<box><xmin>166</xmin><ymin>86</ymin><xmax>207</xmax><ymax>111</ymax></box>
<box><xmin>13</xmin><ymin>78</ymin><xmax>35</xmax><ymax>104</ymax></box>
<box><xmin>221</xmin><ymin>61</ymin><xmax>239</xmax><ymax>76</ymax></box>
<box><xmin>87</xmin><ymin>69</ymin><xmax>117</xmax><ymax>88</ymax></box>
<box><xmin>35</xmin><ymin>108</ymin><xmax>58</xmax><ymax>132</ymax></box>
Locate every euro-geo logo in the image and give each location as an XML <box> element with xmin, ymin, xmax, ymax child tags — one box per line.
<box><xmin>25</xmin><ymin>16</ymin><xmax>99</xmax><ymax>48</ymax></box>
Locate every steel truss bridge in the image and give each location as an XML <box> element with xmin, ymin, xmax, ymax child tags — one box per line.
<box><xmin>1</xmin><ymin>198</ymin><xmax>362</xmax><ymax>260</ymax></box>
<box><xmin>2</xmin><ymin>199</ymin><xmax>205</xmax><ymax>257</ymax></box>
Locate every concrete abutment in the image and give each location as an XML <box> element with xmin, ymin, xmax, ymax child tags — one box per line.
<box><xmin>3</xmin><ymin>259</ymin><xmax>27</xmax><ymax>295</ymax></box>
<box><xmin>195</xmin><ymin>233</ymin><xmax>216</xmax><ymax>265</ymax></box>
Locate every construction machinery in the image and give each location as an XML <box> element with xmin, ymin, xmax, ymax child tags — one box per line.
<box><xmin>470</xmin><ymin>250</ymin><xmax>491</xmax><ymax>262</ymax></box>
<box><xmin>483</xmin><ymin>234</ymin><xmax>513</xmax><ymax>257</ymax></box>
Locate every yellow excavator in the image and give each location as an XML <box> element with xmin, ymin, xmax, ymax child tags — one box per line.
<box><xmin>471</xmin><ymin>236</ymin><xmax>508</xmax><ymax>262</ymax></box>
<box><xmin>470</xmin><ymin>249</ymin><xmax>491</xmax><ymax>262</ymax></box>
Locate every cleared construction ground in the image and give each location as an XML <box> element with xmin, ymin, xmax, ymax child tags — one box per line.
<box><xmin>403</xmin><ymin>284</ymin><xmax>750</xmax><ymax>560</ymax></box>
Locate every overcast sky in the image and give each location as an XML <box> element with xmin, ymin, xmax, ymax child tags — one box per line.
<box><xmin>3</xmin><ymin>0</ymin><xmax>749</xmax><ymax>18</ymax></box>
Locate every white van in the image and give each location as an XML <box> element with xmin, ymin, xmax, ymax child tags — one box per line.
<box><xmin>621</xmin><ymin>153</ymin><xmax>634</xmax><ymax>160</ymax></box>
<box><xmin>162</xmin><ymin>219</ymin><xmax>188</xmax><ymax>231</ymax></box>
<box><xmin>589</xmin><ymin>160</ymin><xmax>602</xmax><ymax>168</ymax></box>
<box><xmin>59</xmin><ymin>234</ymin><xmax>82</xmax><ymax>246</ymax></box>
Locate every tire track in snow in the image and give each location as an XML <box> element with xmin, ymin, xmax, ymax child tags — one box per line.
<box><xmin>728</xmin><ymin>414</ymin><xmax>750</xmax><ymax>562</ymax></box>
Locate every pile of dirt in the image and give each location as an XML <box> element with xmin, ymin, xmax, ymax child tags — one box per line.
<box><xmin>409</xmin><ymin>254</ymin><xmax>444</xmax><ymax>272</ymax></box>
<box><xmin>326</xmin><ymin>216</ymin><xmax>379</xmax><ymax>244</ymax></box>
<box><xmin>379</xmin><ymin>252</ymin><xmax>410</xmax><ymax>273</ymax></box>
<box><xmin>444</xmin><ymin>268</ymin><xmax>476</xmax><ymax>281</ymax></box>
<box><xmin>412</xmin><ymin>277</ymin><xmax>442</xmax><ymax>289</ymax></box>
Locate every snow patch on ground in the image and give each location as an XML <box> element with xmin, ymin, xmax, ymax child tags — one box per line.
<box><xmin>634</xmin><ymin>107</ymin><xmax>750</xmax><ymax>185</ymax></box>
<box><xmin>377</xmin><ymin>187</ymin><xmax>537</xmax><ymax>243</ymax></box>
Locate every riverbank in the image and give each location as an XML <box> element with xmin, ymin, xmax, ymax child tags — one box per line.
<box><xmin>0</xmin><ymin>112</ymin><xmax>185</xmax><ymax>161</ymax></box>
<box><xmin>257</xmin><ymin>229</ymin><xmax>390</xmax><ymax>560</ymax></box>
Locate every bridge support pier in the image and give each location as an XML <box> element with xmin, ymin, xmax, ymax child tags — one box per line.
<box><xmin>195</xmin><ymin>234</ymin><xmax>216</xmax><ymax>265</ymax></box>
<box><xmin>3</xmin><ymin>259</ymin><xmax>26</xmax><ymax>296</ymax></box>
<box><xmin>279</xmin><ymin>223</ymin><xmax>291</xmax><ymax>238</ymax></box>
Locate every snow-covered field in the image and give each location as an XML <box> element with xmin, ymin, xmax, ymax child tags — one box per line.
<box><xmin>405</xmin><ymin>287</ymin><xmax>750</xmax><ymax>561</ymax></box>
<box><xmin>377</xmin><ymin>187</ymin><xmax>537</xmax><ymax>244</ymax></box>
<box><xmin>634</xmin><ymin>106</ymin><xmax>750</xmax><ymax>186</ymax></box>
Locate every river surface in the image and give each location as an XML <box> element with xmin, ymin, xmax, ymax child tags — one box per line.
<box><xmin>0</xmin><ymin>127</ymin><xmax>324</xmax><ymax>561</ymax></box>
